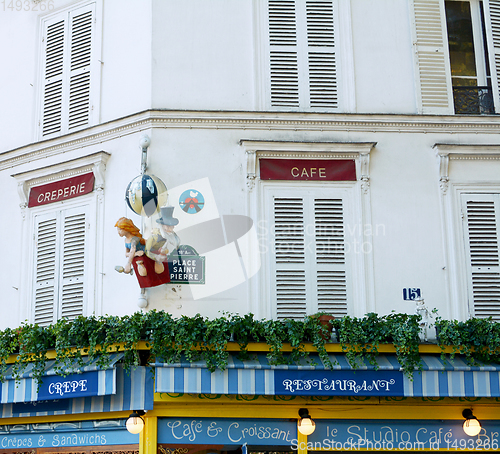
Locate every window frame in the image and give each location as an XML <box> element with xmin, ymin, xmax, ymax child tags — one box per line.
<box><xmin>35</xmin><ymin>0</ymin><xmax>102</xmax><ymax>140</ymax></box>
<box><xmin>31</xmin><ymin>196</ymin><xmax>93</xmax><ymax>326</ymax></box>
<box><xmin>411</xmin><ymin>0</ymin><xmax>500</xmax><ymax>114</ymax></box>
<box><xmin>435</xmin><ymin>143</ymin><xmax>500</xmax><ymax>320</ymax></box>
<box><xmin>256</xmin><ymin>0</ymin><xmax>355</xmax><ymax>112</ymax></box>
<box><xmin>241</xmin><ymin>140</ymin><xmax>375</xmax><ymax>319</ymax></box>
<box><xmin>261</xmin><ymin>181</ymin><xmax>357</xmax><ymax>319</ymax></box>
<box><xmin>12</xmin><ymin>151</ymin><xmax>109</xmax><ymax>325</ymax></box>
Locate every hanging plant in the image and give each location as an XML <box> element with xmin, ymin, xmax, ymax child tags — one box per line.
<box><xmin>435</xmin><ymin>317</ymin><xmax>500</xmax><ymax>365</ymax></box>
<box><xmin>337</xmin><ymin>312</ymin><xmax>422</xmax><ymax>377</ymax></box>
<box><xmin>0</xmin><ymin>310</ymin><xmax>498</xmax><ymax>386</ymax></box>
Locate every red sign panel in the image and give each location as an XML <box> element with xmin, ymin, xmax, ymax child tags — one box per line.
<box><xmin>259</xmin><ymin>159</ymin><xmax>356</xmax><ymax>181</ymax></box>
<box><xmin>28</xmin><ymin>173</ymin><xmax>95</xmax><ymax>207</ymax></box>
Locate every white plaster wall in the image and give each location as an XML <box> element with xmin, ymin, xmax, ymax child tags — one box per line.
<box><xmin>151</xmin><ymin>0</ymin><xmax>255</xmax><ymax>111</ymax></box>
<box><xmin>3</xmin><ymin>116</ymin><xmax>500</xmax><ymax>329</ymax></box>
<box><xmin>99</xmin><ymin>0</ymin><xmax>152</xmax><ymax>122</ymax></box>
<box><xmin>350</xmin><ymin>0</ymin><xmax>417</xmax><ymax>114</ymax></box>
<box><xmin>0</xmin><ymin>5</ymin><xmax>39</xmax><ymax>151</ymax></box>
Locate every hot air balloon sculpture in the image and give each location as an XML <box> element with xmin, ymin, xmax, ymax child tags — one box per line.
<box><xmin>125</xmin><ymin>174</ymin><xmax>167</xmax><ymax>217</ymax></box>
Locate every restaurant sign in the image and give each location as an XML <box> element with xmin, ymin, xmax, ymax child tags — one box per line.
<box><xmin>274</xmin><ymin>370</ymin><xmax>404</xmax><ymax>396</ymax></box>
<box><xmin>28</xmin><ymin>173</ymin><xmax>95</xmax><ymax>207</ymax></box>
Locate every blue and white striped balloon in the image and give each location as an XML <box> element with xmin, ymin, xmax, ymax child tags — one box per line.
<box><xmin>125</xmin><ymin>174</ymin><xmax>167</xmax><ymax>217</ymax></box>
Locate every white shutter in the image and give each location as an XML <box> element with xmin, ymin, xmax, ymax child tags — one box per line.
<box><xmin>269</xmin><ymin>0</ymin><xmax>300</xmax><ymax>107</ymax></box>
<box><xmin>33</xmin><ymin>213</ymin><xmax>59</xmax><ymax>326</ymax></box>
<box><xmin>483</xmin><ymin>0</ymin><xmax>500</xmax><ymax>113</ymax></box>
<box><xmin>269</xmin><ymin>189</ymin><xmax>349</xmax><ymax>319</ymax></box>
<box><xmin>306</xmin><ymin>0</ymin><xmax>337</xmax><ymax>108</ymax></box>
<box><xmin>462</xmin><ymin>194</ymin><xmax>500</xmax><ymax>320</ymax></box>
<box><xmin>410</xmin><ymin>0</ymin><xmax>453</xmax><ymax>113</ymax></box>
<box><xmin>274</xmin><ymin>197</ymin><xmax>307</xmax><ymax>318</ymax></box>
<box><xmin>41</xmin><ymin>18</ymin><xmax>66</xmax><ymax>137</ymax></box>
<box><xmin>68</xmin><ymin>7</ymin><xmax>93</xmax><ymax>130</ymax></box>
<box><xmin>40</xmin><ymin>4</ymin><xmax>94</xmax><ymax>137</ymax></box>
<box><xmin>60</xmin><ymin>208</ymin><xmax>87</xmax><ymax>320</ymax></box>
<box><xmin>314</xmin><ymin>198</ymin><xmax>347</xmax><ymax>316</ymax></box>
<box><xmin>268</xmin><ymin>0</ymin><xmax>338</xmax><ymax>110</ymax></box>
<box><xmin>32</xmin><ymin>206</ymin><xmax>87</xmax><ymax>325</ymax></box>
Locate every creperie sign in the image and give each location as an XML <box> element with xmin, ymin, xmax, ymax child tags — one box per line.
<box><xmin>28</xmin><ymin>173</ymin><xmax>95</xmax><ymax>207</ymax></box>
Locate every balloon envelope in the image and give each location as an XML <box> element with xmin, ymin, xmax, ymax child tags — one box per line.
<box><xmin>125</xmin><ymin>174</ymin><xmax>167</xmax><ymax>217</ymax></box>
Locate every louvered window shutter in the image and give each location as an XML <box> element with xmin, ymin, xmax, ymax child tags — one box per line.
<box><xmin>68</xmin><ymin>7</ymin><xmax>93</xmax><ymax>130</ymax></box>
<box><xmin>40</xmin><ymin>4</ymin><xmax>94</xmax><ymax>138</ymax></box>
<box><xmin>314</xmin><ymin>198</ymin><xmax>348</xmax><ymax>316</ymax></box>
<box><xmin>410</xmin><ymin>0</ymin><xmax>453</xmax><ymax>113</ymax></box>
<box><xmin>59</xmin><ymin>207</ymin><xmax>87</xmax><ymax>320</ymax></box>
<box><xmin>33</xmin><ymin>207</ymin><xmax>87</xmax><ymax>325</ymax></box>
<box><xmin>483</xmin><ymin>0</ymin><xmax>500</xmax><ymax>113</ymax></box>
<box><xmin>268</xmin><ymin>0</ymin><xmax>338</xmax><ymax>110</ymax></box>
<box><xmin>274</xmin><ymin>197</ymin><xmax>307</xmax><ymax>318</ymax></box>
<box><xmin>306</xmin><ymin>0</ymin><xmax>337</xmax><ymax>108</ymax></box>
<box><xmin>41</xmin><ymin>18</ymin><xmax>66</xmax><ymax>137</ymax></box>
<box><xmin>269</xmin><ymin>0</ymin><xmax>300</xmax><ymax>107</ymax></box>
<box><xmin>271</xmin><ymin>191</ymin><xmax>349</xmax><ymax>319</ymax></box>
<box><xmin>33</xmin><ymin>213</ymin><xmax>60</xmax><ymax>326</ymax></box>
<box><xmin>462</xmin><ymin>194</ymin><xmax>500</xmax><ymax>320</ymax></box>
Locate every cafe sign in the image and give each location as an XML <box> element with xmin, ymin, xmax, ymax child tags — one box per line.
<box><xmin>259</xmin><ymin>158</ymin><xmax>356</xmax><ymax>181</ymax></box>
<box><xmin>28</xmin><ymin>173</ymin><xmax>95</xmax><ymax>207</ymax></box>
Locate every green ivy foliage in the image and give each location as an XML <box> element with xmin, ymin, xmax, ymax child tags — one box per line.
<box><xmin>435</xmin><ymin>317</ymin><xmax>500</xmax><ymax>364</ymax></box>
<box><xmin>1</xmin><ymin>311</ymin><xmax>498</xmax><ymax>386</ymax></box>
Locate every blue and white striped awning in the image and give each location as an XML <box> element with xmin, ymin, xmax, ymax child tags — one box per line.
<box><xmin>0</xmin><ymin>353</ymin><xmax>124</xmax><ymax>404</ymax></box>
<box><xmin>0</xmin><ymin>365</ymin><xmax>154</xmax><ymax>418</ymax></box>
<box><xmin>154</xmin><ymin>353</ymin><xmax>500</xmax><ymax>398</ymax></box>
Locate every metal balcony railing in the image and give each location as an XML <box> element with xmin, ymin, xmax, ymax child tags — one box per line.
<box><xmin>453</xmin><ymin>85</ymin><xmax>496</xmax><ymax>114</ymax></box>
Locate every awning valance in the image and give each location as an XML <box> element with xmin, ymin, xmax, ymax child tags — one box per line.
<box><xmin>0</xmin><ymin>353</ymin><xmax>124</xmax><ymax>404</ymax></box>
<box><xmin>0</xmin><ymin>365</ymin><xmax>154</xmax><ymax>418</ymax></box>
<box><xmin>154</xmin><ymin>353</ymin><xmax>500</xmax><ymax>398</ymax></box>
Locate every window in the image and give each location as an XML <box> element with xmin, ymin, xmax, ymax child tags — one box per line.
<box><xmin>462</xmin><ymin>193</ymin><xmax>500</xmax><ymax>319</ymax></box>
<box><xmin>39</xmin><ymin>1</ymin><xmax>98</xmax><ymax>138</ymax></box>
<box><xmin>12</xmin><ymin>152</ymin><xmax>109</xmax><ymax>326</ymax></box>
<box><xmin>435</xmin><ymin>143</ymin><xmax>500</xmax><ymax>320</ymax></box>
<box><xmin>445</xmin><ymin>0</ymin><xmax>494</xmax><ymax>113</ymax></box>
<box><xmin>411</xmin><ymin>0</ymin><xmax>500</xmax><ymax>114</ymax></box>
<box><xmin>242</xmin><ymin>140</ymin><xmax>375</xmax><ymax>319</ymax></box>
<box><xmin>265</xmin><ymin>186</ymin><xmax>353</xmax><ymax>319</ymax></box>
<box><xmin>266</xmin><ymin>0</ymin><xmax>345</xmax><ymax>110</ymax></box>
<box><xmin>33</xmin><ymin>205</ymin><xmax>89</xmax><ymax>325</ymax></box>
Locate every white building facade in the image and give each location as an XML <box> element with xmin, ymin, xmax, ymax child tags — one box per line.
<box><xmin>1</xmin><ymin>0</ymin><xmax>500</xmax><ymax>329</ymax></box>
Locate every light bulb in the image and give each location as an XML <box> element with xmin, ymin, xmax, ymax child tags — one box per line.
<box><xmin>298</xmin><ymin>417</ymin><xmax>316</xmax><ymax>436</ymax></box>
<box><xmin>463</xmin><ymin>418</ymin><xmax>481</xmax><ymax>436</ymax></box>
<box><xmin>126</xmin><ymin>414</ymin><xmax>145</xmax><ymax>434</ymax></box>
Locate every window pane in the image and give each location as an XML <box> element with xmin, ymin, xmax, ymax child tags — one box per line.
<box><xmin>445</xmin><ymin>1</ymin><xmax>477</xmax><ymax>78</ymax></box>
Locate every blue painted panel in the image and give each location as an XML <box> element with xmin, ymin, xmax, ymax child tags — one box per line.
<box><xmin>0</xmin><ymin>429</ymin><xmax>138</xmax><ymax>449</ymax></box>
<box><xmin>274</xmin><ymin>370</ymin><xmax>404</xmax><ymax>396</ymax></box>
<box><xmin>12</xmin><ymin>400</ymin><xmax>70</xmax><ymax>414</ymax></box>
<box><xmin>307</xmin><ymin>420</ymin><xmax>500</xmax><ymax>451</ymax></box>
<box><xmin>38</xmin><ymin>371</ymin><xmax>99</xmax><ymax>400</ymax></box>
<box><xmin>157</xmin><ymin>418</ymin><xmax>296</xmax><ymax>446</ymax></box>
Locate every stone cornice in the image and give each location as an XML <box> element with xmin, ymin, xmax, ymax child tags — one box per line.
<box><xmin>3</xmin><ymin>110</ymin><xmax>500</xmax><ymax>170</ymax></box>
<box><xmin>434</xmin><ymin>143</ymin><xmax>500</xmax><ymax>194</ymax></box>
